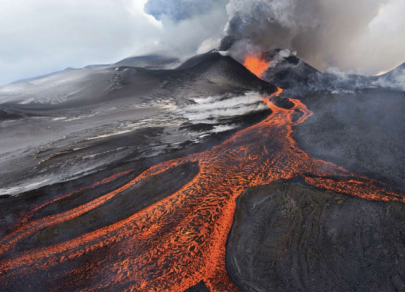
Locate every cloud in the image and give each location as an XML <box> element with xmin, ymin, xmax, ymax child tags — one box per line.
<box><xmin>142</xmin><ymin>0</ymin><xmax>228</xmax><ymax>56</ymax></box>
<box><xmin>145</xmin><ymin>0</ymin><xmax>228</xmax><ymax>22</ymax></box>
<box><xmin>156</xmin><ymin>8</ymin><xmax>228</xmax><ymax>55</ymax></box>
<box><xmin>0</xmin><ymin>0</ymin><xmax>161</xmax><ymax>85</ymax></box>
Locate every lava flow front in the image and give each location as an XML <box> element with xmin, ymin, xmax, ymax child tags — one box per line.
<box><xmin>0</xmin><ymin>84</ymin><xmax>404</xmax><ymax>291</ymax></box>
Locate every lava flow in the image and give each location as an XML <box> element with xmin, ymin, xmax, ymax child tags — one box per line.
<box><xmin>0</xmin><ymin>86</ymin><xmax>404</xmax><ymax>291</ymax></box>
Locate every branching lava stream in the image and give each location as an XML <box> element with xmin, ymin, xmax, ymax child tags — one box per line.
<box><xmin>1</xmin><ymin>87</ymin><xmax>404</xmax><ymax>292</ymax></box>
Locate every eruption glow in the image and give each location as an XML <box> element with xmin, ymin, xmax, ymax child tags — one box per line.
<box><xmin>0</xmin><ymin>78</ymin><xmax>404</xmax><ymax>290</ymax></box>
<box><xmin>243</xmin><ymin>55</ymin><xmax>269</xmax><ymax>78</ymax></box>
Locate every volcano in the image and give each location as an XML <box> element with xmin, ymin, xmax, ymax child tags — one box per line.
<box><xmin>0</xmin><ymin>51</ymin><xmax>405</xmax><ymax>292</ymax></box>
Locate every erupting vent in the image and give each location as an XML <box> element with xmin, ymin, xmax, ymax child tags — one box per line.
<box><xmin>243</xmin><ymin>55</ymin><xmax>269</xmax><ymax>78</ymax></box>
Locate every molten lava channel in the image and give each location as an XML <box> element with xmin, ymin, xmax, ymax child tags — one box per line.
<box><xmin>0</xmin><ymin>87</ymin><xmax>404</xmax><ymax>292</ymax></box>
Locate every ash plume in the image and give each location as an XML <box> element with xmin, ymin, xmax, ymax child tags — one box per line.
<box><xmin>221</xmin><ymin>0</ymin><xmax>405</xmax><ymax>76</ymax></box>
<box><xmin>141</xmin><ymin>0</ymin><xmax>405</xmax><ymax>76</ymax></box>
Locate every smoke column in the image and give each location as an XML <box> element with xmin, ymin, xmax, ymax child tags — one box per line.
<box><xmin>218</xmin><ymin>0</ymin><xmax>405</xmax><ymax>75</ymax></box>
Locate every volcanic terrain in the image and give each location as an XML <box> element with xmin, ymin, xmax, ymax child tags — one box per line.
<box><xmin>0</xmin><ymin>51</ymin><xmax>404</xmax><ymax>292</ymax></box>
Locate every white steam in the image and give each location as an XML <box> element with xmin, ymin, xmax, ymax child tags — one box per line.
<box><xmin>177</xmin><ymin>92</ymin><xmax>267</xmax><ymax>123</ymax></box>
<box><xmin>373</xmin><ymin>67</ymin><xmax>405</xmax><ymax>91</ymax></box>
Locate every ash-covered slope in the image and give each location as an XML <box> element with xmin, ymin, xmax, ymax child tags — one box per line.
<box><xmin>372</xmin><ymin>63</ymin><xmax>405</xmax><ymax>91</ymax></box>
<box><xmin>114</xmin><ymin>54</ymin><xmax>180</xmax><ymax>68</ymax></box>
<box><xmin>0</xmin><ymin>52</ymin><xmax>273</xmax><ymax>108</ymax></box>
<box><xmin>262</xmin><ymin>49</ymin><xmax>405</xmax><ymax>94</ymax></box>
<box><xmin>178</xmin><ymin>51</ymin><xmax>275</xmax><ymax>92</ymax></box>
<box><xmin>295</xmin><ymin>89</ymin><xmax>405</xmax><ymax>190</ymax></box>
<box><xmin>262</xmin><ymin>49</ymin><xmax>320</xmax><ymax>90</ymax></box>
<box><xmin>0</xmin><ymin>51</ymin><xmax>276</xmax><ymax>196</ymax></box>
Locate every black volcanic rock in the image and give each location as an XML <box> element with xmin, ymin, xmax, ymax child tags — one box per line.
<box><xmin>184</xmin><ymin>281</ymin><xmax>211</xmax><ymax>292</ymax></box>
<box><xmin>0</xmin><ymin>109</ymin><xmax>31</xmax><ymax>121</ymax></box>
<box><xmin>227</xmin><ymin>180</ymin><xmax>405</xmax><ymax>292</ymax></box>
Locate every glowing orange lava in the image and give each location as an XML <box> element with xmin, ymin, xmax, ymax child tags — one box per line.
<box><xmin>0</xmin><ymin>88</ymin><xmax>404</xmax><ymax>291</ymax></box>
<box><xmin>243</xmin><ymin>55</ymin><xmax>269</xmax><ymax>78</ymax></box>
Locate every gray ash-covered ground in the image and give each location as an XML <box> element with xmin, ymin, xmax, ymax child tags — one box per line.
<box><xmin>295</xmin><ymin>89</ymin><xmax>405</xmax><ymax>189</ymax></box>
<box><xmin>0</xmin><ymin>51</ymin><xmax>274</xmax><ymax>196</ymax></box>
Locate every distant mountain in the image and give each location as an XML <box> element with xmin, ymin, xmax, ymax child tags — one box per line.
<box><xmin>8</xmin><ymin>68</ymin><xmax>78</xmax><ymax>85</ymax></box>
<box><xmin>8</xmin><ymin>54</ymin><xmax>178</xmax><ymax>86</ymax></box>
<box><xmin>372</xmin><ymin>63</ymin><xmax>405</xmax><ymax>91</ymax></box>
<box><xmin>261</xmin><ymin>49</ymin><xmax>320</xmax><ymax>90</ymax></box>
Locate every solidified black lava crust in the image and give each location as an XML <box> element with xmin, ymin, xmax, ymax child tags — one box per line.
<box><xmin>184</xmin><ymin>281</ymin><xmax>211</xmax><ymax>292</ymax></box>
<box><xmin>227</xmin><ymin>180</ymin><xmax>405</xmax><ymax>292</ymax></box>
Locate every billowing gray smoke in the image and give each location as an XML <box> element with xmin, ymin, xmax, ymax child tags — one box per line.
<box><xmin>223</xmin><ymin>0</ymin><xmax>405</xmax><ymax>75</ymax></box>
<box><xmin>144</xmin><ymin>0</ymin><xmax>229</xmax><ymax>55</ymax></box>
<box><xmin>143</xmin><ymin>0</ymin><xmax>405</xmax><ymax>76</ymax></box>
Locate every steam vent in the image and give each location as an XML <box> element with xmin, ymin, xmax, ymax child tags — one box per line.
<box><xmin>1</xmin><ymin>1</ymin><xmax>405</xmax><ymax>291</ymax></box>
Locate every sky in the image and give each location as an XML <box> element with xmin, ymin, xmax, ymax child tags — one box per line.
<box><xmin>0</xmin><ymin>0</ymin><xmax>404</xmax><ymax>86</ymax></box>
<box><xmin>0</xmin><ymin>0</ymin><xmax>162</xmax><ymax>85</ymax></box>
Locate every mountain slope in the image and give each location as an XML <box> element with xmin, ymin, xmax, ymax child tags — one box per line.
<box><xmin>0</xmin><ymin>51</ymin><xmax>277</xmax><ymax>196</ymax></box>
<box><xmin>261</xmin><ymin>49</ymin><xmax>404</xmax><ymax>94</ymax></box>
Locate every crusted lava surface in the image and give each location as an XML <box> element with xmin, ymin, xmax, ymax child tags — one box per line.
<box><xmin>227</xmin><ymin>180</ymin><xmax>405</xmax><ymax>292</ymax></box>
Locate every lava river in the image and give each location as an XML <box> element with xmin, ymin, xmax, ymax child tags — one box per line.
<box><xmin>0</xmin><ymin>88</ymin><xmax>404</xmax><ymax>292</ymax></box>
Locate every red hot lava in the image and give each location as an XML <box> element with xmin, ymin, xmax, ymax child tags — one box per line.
<box><xmin>244</xmin><ymin>55</ymin><xmax>269</xmax><ymax>78</ymax></box>
<box><xmin>0</xmin><ymin>62</ymin><xmax>404</xmax><ymax>291</ymax></box>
